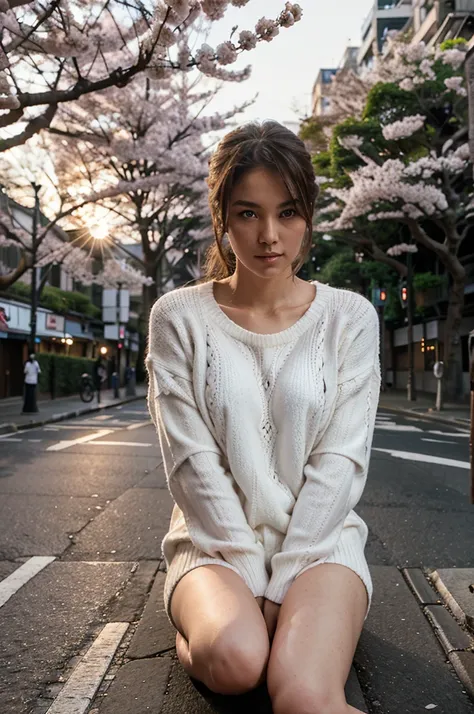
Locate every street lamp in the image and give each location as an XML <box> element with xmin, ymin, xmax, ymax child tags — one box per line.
<box><xmin>387</xmin><ymin>242</ymin><xmax>418</xmax><ymax>402</ymax></box>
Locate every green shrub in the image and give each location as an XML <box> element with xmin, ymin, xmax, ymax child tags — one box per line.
<box><xmin>413</xmin><ymin>273</ymin><xmax>447</xmax><ymax>291</ymax></box>
<box><xmin>37</xmin><ymin>353</ymin><xmax>95</xmax><ymax>397</ymax></box>
<box><xmin>6</xmin><ymin>282</ymin><xmax>100</xmax><ymax>318</ymax></box>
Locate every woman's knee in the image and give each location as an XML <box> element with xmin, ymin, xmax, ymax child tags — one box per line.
<box><xmin>192</xmin><ymin>631</ymin><xmax>269</xmax><ymax>696</ymax></box>
<box><xmin>271</xmin><ymin>683</ymin><xmax>347</xmax><ymax>714</ymax></box>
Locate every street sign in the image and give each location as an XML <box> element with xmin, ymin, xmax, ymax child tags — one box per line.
<box><xmin>102</xmin><ymin>288</ymin><xmax>130</xmax><ymax>324</ymax></box>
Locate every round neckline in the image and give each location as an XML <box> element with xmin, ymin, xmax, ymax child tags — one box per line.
<box><xmin>199</xmin><ymin>279</ymin><xmax>329</xmax><ymax>347</ymax></box>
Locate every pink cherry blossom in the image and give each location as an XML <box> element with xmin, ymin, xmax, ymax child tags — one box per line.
<box><xmin>216</xmin><ymin>41</ymin><xmax>238</xmax><ymax>65</ymax></box>
<box><xmin>255</xmin><ymin>17</ymin><xmax>280</xmax><ymax>42</ymax></box>
<box><xmin>382</xmin><ymin>115</ymin><xmax>426</xmax><ymax>141</ymax></box>
<box><xmin>238</xmin><ymin>30</ymin><xmax>257</xmax><ymax>51</ymax></box>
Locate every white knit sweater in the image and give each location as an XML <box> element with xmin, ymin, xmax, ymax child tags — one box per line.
<box><xmin>146</xmin><ymin>280</ymin><xmax>380</xmax><ymax>611</ymax></box>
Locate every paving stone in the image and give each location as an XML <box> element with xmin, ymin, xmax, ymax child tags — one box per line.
<box><xmin>448</xmin><ymin>651</ymin><xmax>474</xmax><ymax>702</ymax></box>
<box><xmin>354</xmin><ymin>566</ymin><xmax>474</xmax><ymax>714</ymax></box>
<box><xmin>402</xmin><ymin>567</ymin><xmax>442</xmax><ymax>605</ymax></box>
<box><xmin>99</xmin><ymin>658</ymin><xmax>172</xmax><ymax>714</ymax></box>
<box><xmin>127</xmin><ymin>572</ymin><xmax>175</xmax><ymax>659</ymax></box>
<box><xmin>424</xmin><ymin>605</ymin><xmax>474</xmax><ymax>653</ymax></box>
<box><xmin>345</xmin><ymin>666</ymin><xmax>368</xmax><ymax>713</ymax></box>
<box><xmin>109</xmin><ymin>561</ymin><xmax>160</xmax><ymax>623</ymax></box>
<box><xmin>431</xmin><ymin>569</ymin><xmax>474</xmax><ymax>634</ymax></box>
<box><xmin>159</xmin><ymin>662</ymin><xmax>220</xmax><ymax>714</ymax></box>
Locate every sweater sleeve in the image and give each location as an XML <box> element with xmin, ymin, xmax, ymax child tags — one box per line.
<box><xmin>146</xmin><ymin>300</ymin><xmax>269</xmax><ymax>598</ymax></box>
<box><xmin>265</xmin><ymin>302</ymin><xmax>381</xmax><ymax>604</ymax></box>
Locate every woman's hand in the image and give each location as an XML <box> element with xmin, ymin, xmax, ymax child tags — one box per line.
<box><xmin>263</xmin><ymin>599</ymin><xmax>281</xmax><ymax>641</ymax></box>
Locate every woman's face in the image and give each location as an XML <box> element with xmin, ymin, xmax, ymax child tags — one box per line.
<box><xmin>226</xmin><ymin>167</ymin><xmax>307</xmax><ymax>279</ymax></box>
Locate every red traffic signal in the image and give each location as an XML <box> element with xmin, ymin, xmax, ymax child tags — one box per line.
<box><xmin>379</xmin><ymin>289</ymin><xmax>387</xmax><ymax>302</ymax></box>
<box><xmin>401</xmin><ymin>286</ymin><xmax>407</xmax><ymax>303</ymax></box>
<box><xmin>118</xmin><ymin>342</ymin><xmax>123</xmax><ymax>349</ymax></box>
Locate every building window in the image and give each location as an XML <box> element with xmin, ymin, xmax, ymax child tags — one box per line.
<box><xmin>321</xmin><ymin>69</ymin><xmax>336</xmax><ymax>84</ymax></box>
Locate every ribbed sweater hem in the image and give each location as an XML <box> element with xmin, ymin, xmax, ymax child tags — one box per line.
<box><xmin>265</xmin><ymin>532</ymin><xmax>373</xmax><ymax>621</ymax></box>
<box><xmin>163</xmin><ymin>542</ymin><xmax>268</xmax><ymax>628</ymax></box>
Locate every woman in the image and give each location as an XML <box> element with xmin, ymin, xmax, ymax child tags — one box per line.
<box><xmin>146</xmin><ymin>121</ymin><xmax>380</xmax><ymax>714</ymax></box>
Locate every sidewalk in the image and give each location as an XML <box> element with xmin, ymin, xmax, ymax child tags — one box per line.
<box><xmin>379</xmin><ymin>389</ymin><xmax>471</xmax><ymax>428</ymax></box>
<box><xmin>0</xmin><ymin>385</ymin><xmax>147</xmax><ymax>435</ymax></box>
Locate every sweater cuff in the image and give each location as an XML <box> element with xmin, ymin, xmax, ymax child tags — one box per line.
<box><xmin>264</xmin><ymin>559</ymin><xmax>317</xmax><ymax>604</ymax></box>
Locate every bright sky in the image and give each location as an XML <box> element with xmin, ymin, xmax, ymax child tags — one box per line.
<box><xmin>205</xmin><ymin>0</ymin><xmax>373</xmax><ymax>127</ymax></box>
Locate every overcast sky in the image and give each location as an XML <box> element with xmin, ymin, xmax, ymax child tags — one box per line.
<box><xmin>203</xmin><ymin>0</ymin><xmax>373</xmax><ymax>127</ymax></box>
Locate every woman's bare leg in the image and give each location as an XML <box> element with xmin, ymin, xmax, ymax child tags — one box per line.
<box><xmin>267</xmin><ymin>563</ymin><xmax>369</xmax><ymax>714</ymax></box>
<box><xmin>170</xmin><ymin>565</ymin><xmax>270</xmax><ymax>696</ymax></box>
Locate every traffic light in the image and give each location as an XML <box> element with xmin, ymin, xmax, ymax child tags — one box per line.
<box><xmin>118</xmin><ymin>342</ymin><xmax>123</xmax><ymax>350</ymax></box>
<box><xmin>400</xmin><ymin>281</ymin><xmax>408</xmax><ymax>307</ymax></box>
<box><xmin>372</xmin><ymin>288</ymin><xmax>387</xmax><ymax>307</ymax></box>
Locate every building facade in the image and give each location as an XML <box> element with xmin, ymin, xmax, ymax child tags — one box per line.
<box><xmin>311</xmin><ymin>68</ymin><xmax>338</xmax><ymax>117</ymax></box>
<box><xmin>358</xmin><ymin>0</ymin><xmax>413</xmax><ymax>68</ymax></box>
<box><xmin>407</xmin><ymin>0</ymin><xmax>474</xmax><ymax>46</ymax></box>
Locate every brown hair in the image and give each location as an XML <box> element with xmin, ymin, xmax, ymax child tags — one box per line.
<box><xmin>203</xmin><ymin>120</ymin><xmax>319</xmax><ymax>282</ymax></box>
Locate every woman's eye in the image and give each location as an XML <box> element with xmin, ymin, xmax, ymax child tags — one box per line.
<box><xmin>240</xmin><ymin>210</ymin><xmax>256</xmax><ymax>219</ymax></box>
<box><xmin>281</xmin><ymin>209</ymin><xmax>296</xmax><ymax>218</ymax></box>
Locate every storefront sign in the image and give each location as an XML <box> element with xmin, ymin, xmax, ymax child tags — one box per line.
<box><xmin>45</xmin><ymin>314</ymin><xmax>65</xmax><ymax>331</ymax></box>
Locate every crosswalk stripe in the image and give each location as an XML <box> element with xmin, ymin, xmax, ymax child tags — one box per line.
<box><xmin>373</xmin><ymin>448</ymin><xmax>469</xmax><ymax>469</ymax></box>
<box><xmin>87</xmin><ymin>440</ymin><xmax>152</xmax><ymax>447</ymax></box>
<box><xmin>47</xmin><ymin>429</ymin><xmax>114</xmax><ymax>452</ymax></box>
<box><xmin>0</xmin><ymin>556</ymin><xmax>56</xmax><ymax>608</ymax></box>
<box><xmin>45</xmin><ymin>622</ymin><xmax>129</xmax><ymax>714</ymax></box>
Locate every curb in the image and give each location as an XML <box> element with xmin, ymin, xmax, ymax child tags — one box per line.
<box><xmin>402</xmin><ymin>567</ymin><xmax>474</xmax><ymax>703</ymax></box>
<box><xmin>379</xmin><ymin>403</ymin><xmax>470</xmax><ymax>429</ymax></box>
<box><xmin>0</xmin><ymin>393</ymin><xmax>146</xmax><ymax>436</ymax></box>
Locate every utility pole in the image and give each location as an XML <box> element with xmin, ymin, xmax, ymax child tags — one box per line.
<box><xmin>406</xmin><ymin>249</ymin><xmax>416</xmax><ymax>402</ymax></box>
<box><xmin>114</xmin><ymin>281</ymin><xmax>122</xmax><ymax>399</ymax></box>
<box><xmin>29</xmin><ymin>183</ymin><xmax>41</xmax><ymax>353</ymax></box>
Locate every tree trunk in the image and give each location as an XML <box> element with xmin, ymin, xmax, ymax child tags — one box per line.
<box><xmin>466</xmin><ymin>47</ymin><xmax>474</xmax><ymax>176</ymax></box>
<box><xmin>441</xmin><ymin>267</ymin><xmax>466</xmax><ymax>402</ymax></box>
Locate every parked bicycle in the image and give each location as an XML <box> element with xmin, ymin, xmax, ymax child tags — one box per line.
<box><xmin>79</xmin><ymin>373</ymin><xmax>95</xmax><ymax>403</ymax></box>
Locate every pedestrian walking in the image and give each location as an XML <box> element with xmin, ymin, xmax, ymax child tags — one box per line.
<box><xmin>146</xmin><ymin>121</ymin><xmax>381</xmax><ymax>714</ymax></box>
<box><xmin>93</xmin><ymin>355</ymin><xmax>107</xmax><ymax>404</ymax></box>
<box><xmin>22</xmin><ymin>352</ymin><xmax>41</xmax><ymax>413</ymax></box>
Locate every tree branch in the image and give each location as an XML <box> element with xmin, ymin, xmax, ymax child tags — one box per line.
<box><xmin>0</xmin><ymin>252</ymin><xmax>29</xmax><ymax>289</ymax></box>
<box><xmin>0</xmin><ymin>104</ymin><xmax>58</xmax><ymax>152</ymax></box>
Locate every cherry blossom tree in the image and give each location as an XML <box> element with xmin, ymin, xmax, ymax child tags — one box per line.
<box><xmin>0</xmin><ymin>0</ymin><xmax>302</xmax><ymax>152</ymax></box>
<box><xmin>47</xmin><ymin>70</ymin><xmax>247</xmax><ymax>317</ymax></box>
<box><xmin>0</xmin><ymin>137</ymin><xmax>154</xmax><ymax>296</ymax></box>
<box><xmin>314</xmin><ymin>36</ymin><xmax>473</xmax><ymax>400</ymax></box>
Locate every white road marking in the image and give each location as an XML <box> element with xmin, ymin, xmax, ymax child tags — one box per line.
<box><xmin>44</xmin><ymin>425</ymin><xmax>120</xmax><ymax>431</ymax></box>
<box><xmin>375</xmin><ymin>424</ymin><xmax>422</xmax><ymax>432</ymax></box>
<box><xmin>92</xmin><ymin>414</ymin><xmax>114</xmax><ymax>421</ymax></box>
<box><xmin>373</xmin><ymin>448</ymin><xmax>469</xmax><ymax>470</ymax></box>
<box><xmin>87</xmin><ymin>440</ymin><xmax>152</xmax><ymax>447</ymax></box>
<box><xmin>427</xmin><ymin>429</ymin><xmax>469</xmax><ymax>437</ymax></box>
<box><xmin>28</xmin><ymin>439</ymin><xmax>42</xmax><ymax>442</ymax></box>
<box><xmin>0</xmin><ymin>437</ymin><xmax>22</xmax><ymax>442</ymax></box>
<box><xmin>45</xmin><ymin>622</ymin><xmax>129</xmax><ymax>714</ymax></box>
<box><xmin>422</xmin><ymin>438</ymin><xmax>456</xmax><ymax>445</ymax></box>
<box><xmin>121</xmin><ymin>410</ymin><xmax>148</xmax><ymax>415</ymax></box>
<box><xmin>0</xmin><ymin>427</ymin><xmax>38</xmax><ymax>439</ymax></box>
<box><xmin>126</xmin><ymin>420</ymin><xmax>151</xmax><ymax>430</ymax></box>
<box><xmin>0</xmin><ymin>556</ymin><xmax>56</xmax><ymax>608</ymax></box>
<box><xmin>47</xmin><ymin>429</ymin><xmax>114</xmax><ymax>452</ymax></box>
<box><xmin>375</xmin><ymin>415</ymin><xmax>393</xmax><ymax>421</ymax></box>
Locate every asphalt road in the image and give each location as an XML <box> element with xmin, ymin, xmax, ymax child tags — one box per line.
<box><xmin>0</xmin><ymin>402</ymin><xmax>472</xmax><ymax>713</ymax></box>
